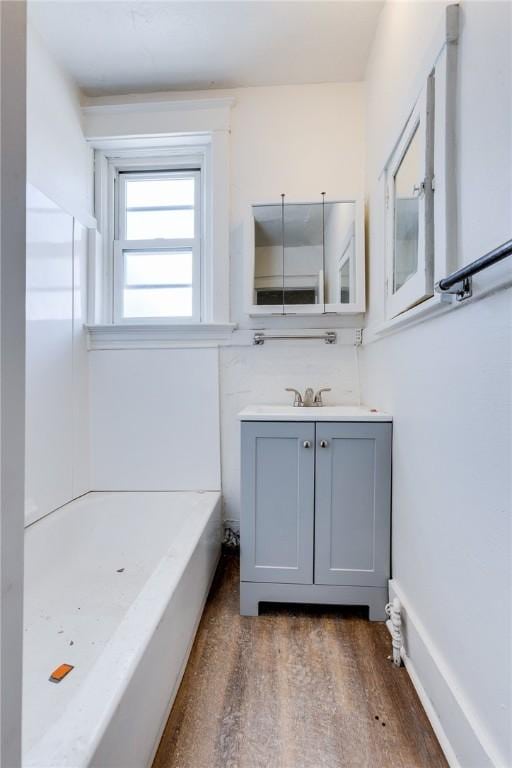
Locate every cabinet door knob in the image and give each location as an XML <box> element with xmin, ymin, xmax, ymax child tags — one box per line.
<box><xmin>303</xmin><ymin>440</ymin><xmax>311</xmax><ymax>448</ymax></box>
<box><xmin>320</xmin><ymin>440</ymin><xmax>329</xmax><ymax>448</ymax></box>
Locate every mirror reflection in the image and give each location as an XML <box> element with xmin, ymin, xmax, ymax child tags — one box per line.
<box><xmin>253</xmin><ymin>205</ymin><xmax>284</xmax><ymax>306</ymax></box>
<box><xmin>252</xmin><ymin>201</ymin><xmax>356</xmax><ymax>310</ymax></box>
<box><xmin>393</xmin><ymin>127</ymin><xmax>420</xmax><ymax>292</ymax></box>
<box><xmin>283</xmin><ymin>204</ymin><xmax>323</xmax><ymax>306</ymax></box>
<box><xmin>324</xmin><ymin>202</ymin><xmax>356</xmax><ymax>305</ymax></box>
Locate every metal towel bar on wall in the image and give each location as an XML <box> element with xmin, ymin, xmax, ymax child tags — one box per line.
<box><xmin>253</xmin><ymin>331</ymin><xmax>337</xmax><ymax>346</ymax></box>
<box><xmin>435</xmin><ymin>238</ymin><xmax>512</xmax><ymax>301</ymax></box>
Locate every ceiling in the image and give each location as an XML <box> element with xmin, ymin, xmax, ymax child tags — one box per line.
<box><xmin>29</xmin><ymin>1</ymin><xmax>383</xmax><ymax>97</ymax></box>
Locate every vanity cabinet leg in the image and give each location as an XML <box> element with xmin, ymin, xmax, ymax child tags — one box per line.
<box><xmin>240</xmin><ymin>583</ymin><xmax>259</xmax><ymax>616</ymax></box>
<box><xmin>368</xmin><ymin>592</ymin><xmax>388</xmax><ymax>621</ymax></box>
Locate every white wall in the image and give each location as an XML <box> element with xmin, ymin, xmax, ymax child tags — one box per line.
<box><xmin>25</xmin><ymin>23</ymin><xmax>93</xmax><ymax>524</ymax></box>
<box><xmin>361</xmin><ymin>3</ymin><xmax>511</xmax><ymax>765</ymax></box>
<box><xmin>27</xmin><ymin>23</ymin><xmax>93</xmax><ymax>223</ymax></box>
<box><xmin>25</xmin><ymin>186</ymin><xmax>74</xmax><ymax>524</ymax></box>
<box><xmin>85</xmin><ymin>83</ymin><xmax>365</xmax><ymax>515</ymax></box>
<box><xmin>89</xmin><ymin>348</ymin><xmax>221</xmax><ymax>491</ymax></box>
<box><xmin>221</xmin><ymin>83</ymin><xmax>365</xmax><ymax>524</ymax></box>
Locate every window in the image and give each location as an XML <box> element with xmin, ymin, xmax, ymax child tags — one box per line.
<box><xmin>88</xmin><ymin>110</ymin><xmax>233</xmax><ymax>332</ymax></box>
<box><xmin>113</xmin><ymin>169</ymin><xmax>201</xmax><ymax>323</ymax></box>
<box><xmin>385</xmin><ymin>75</ymin><xmax>434</xmax><ymax>318</ymax></box>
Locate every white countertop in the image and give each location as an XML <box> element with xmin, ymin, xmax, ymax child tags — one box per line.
<box><xmin>238</xmin><ymin>405</ymin><xmax>392</xmax><ymax>422</ymax></box>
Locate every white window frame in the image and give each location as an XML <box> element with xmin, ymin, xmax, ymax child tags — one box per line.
<box><xmin>385</xmin><ymin>74</ymin><xmax>435</xmax><ymax>319</ymax></box>
<box><xmin>90</xmin><ymin>136</ymin><xmax>232</xmax><ymax>331</ymax></box>
<box><xmin>113</xmin><ymin>168</ymin><xmax>202</xmax><ymax>324</ymax></box>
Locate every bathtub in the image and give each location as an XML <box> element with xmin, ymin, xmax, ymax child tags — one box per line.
<box><xmin>23</xmin><ymin>491</ymin><xmax>221</xmax><ymax>768</ymax></box>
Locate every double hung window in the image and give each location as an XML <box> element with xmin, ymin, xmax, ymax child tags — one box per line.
<box><xmin>113</xmin><ymin>169</ymin><xmax>201</xmax><ymax>323</ymax></box>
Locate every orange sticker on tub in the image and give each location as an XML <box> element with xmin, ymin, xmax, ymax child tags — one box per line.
<box><xmin>49</xmin><ymin>663</ymin><xmax>74</xmax><ymax>683</ymax></box>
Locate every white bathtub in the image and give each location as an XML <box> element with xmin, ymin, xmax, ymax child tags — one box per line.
<box><xmin>23</xmin><ymin>491</ymin><xmax>221</xmax><ymax>768</ymax></box>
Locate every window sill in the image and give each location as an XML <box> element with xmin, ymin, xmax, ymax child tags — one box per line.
<box><xmin>364</xmin><ymin>255</ymin><xmax>512</xmax><ymax>345</ymax></box>
<box><xmin>363</xmin><ymin>294</ymin><xmax>455</xmax><ymax>344</ymax></box>
<box><xmin>86</xmin><ymin>323</ymin><xmax>237</xmax><ymax>350</ymax></box>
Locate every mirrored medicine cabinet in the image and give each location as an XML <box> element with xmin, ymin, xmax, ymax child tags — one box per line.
<box><xmin>247</xmin><ymin>198</ymin><xmax>365</xmax><ymax>316</ymax></box>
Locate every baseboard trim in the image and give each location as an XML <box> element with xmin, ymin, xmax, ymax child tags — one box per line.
<box><xmin>389</xmin><ymin>579</ymin><xmax>504</xmax><ymax>768</ymax></box>
<box><xmin>398</xmin><ymin>643</ymin><xmax>460</xmax><ymax>768</ymax></box>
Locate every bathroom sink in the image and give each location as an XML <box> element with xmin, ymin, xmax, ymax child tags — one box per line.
<box><xmin>238</xmin><ymin>405</ymin><xmax>392</xmax><ymax>422</ymax></box>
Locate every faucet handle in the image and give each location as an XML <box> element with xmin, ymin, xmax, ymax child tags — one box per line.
<box><xmin>314</xmin><ymin>388</ymin><xmax>331</xmax><ymax>406</ymax></box>
<box><xmin>285</xmin><ymin>388</ymin><xmax>303</xmax><ymax>407</ymax></box>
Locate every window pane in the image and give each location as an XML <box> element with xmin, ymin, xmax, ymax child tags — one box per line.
<box><xmin>125</xmin><ymin>250</ymin><xmax>192</xmax><ymax>286</ymax></box>
<box><xmin>125</xmin><ymin>177</ymin><xmax>194</xmax><ymax>208</ymax></box>
<box><xmin>123</xmin><ymin>287</ymin><xmax>193</xmax><ymax>318</ymax></box>
<box><xmin>126</xmin><ymin>209</ymin><xmax>194</xmax><ymax>240</ymax></box>
<box><xmin>393</xmin><ymin>127</ymin><xmax>420</xmax><ymax>292</ymax></box>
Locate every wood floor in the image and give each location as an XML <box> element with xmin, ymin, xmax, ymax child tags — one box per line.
<box><xmin>153</xmin><ymin>554</ymin><xmax>448</xmax><ymax>768</ymax></box>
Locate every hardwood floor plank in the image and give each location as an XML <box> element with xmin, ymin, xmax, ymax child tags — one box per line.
<box><xmin>153</xmin><ymin>555</ymin><xmax>448</xmax><ymax>768</ymax></box>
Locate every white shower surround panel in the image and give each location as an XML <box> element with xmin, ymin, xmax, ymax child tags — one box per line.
<box><xmin>89</xmin><ymin>347</ymin><xmax>221</xmax><ymax>491</ymax></box>
<box><xmin>23</xmin><ymin>490</ymin><xmax>221</xmax><ymax>768</ymax></box>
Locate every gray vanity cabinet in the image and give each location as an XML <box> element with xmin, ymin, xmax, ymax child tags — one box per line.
<box><xmin>240</xmin><ymin>421</ymin><xmax>315</xmax><ymax>584</ymax></box>
<box><xmin>314</xmin><ymin>422</ymin><xmax>391</xmax><ymax>587</ymax></box>
<box><xmin>240</xmin><ymin>418</ymin><xmax>392</xmax><ymax>620</ymax></box>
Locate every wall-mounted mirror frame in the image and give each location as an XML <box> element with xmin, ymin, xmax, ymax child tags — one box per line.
<box><xmin>246</xmin><ymin>198</ymin><xmax>365</xmax><ymax>316</ymax></box>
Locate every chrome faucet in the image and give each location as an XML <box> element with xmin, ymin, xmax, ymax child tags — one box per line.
<box><xmin>313</xmin><ymin>388</ymin><xmax>331</xmax><ymax>406</ymax></box>
<box><xmin>285</xmin><ymin>388</ymin><xmax>304</xmax><ymax>407</ymax></box>
<box><xmin>285</xmin><ymin>387</ymin><xmax>331</xmax><ymax>407</ymax></box>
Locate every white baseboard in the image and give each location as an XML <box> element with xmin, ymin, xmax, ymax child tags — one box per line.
<box><xmin>389</xmin><ymin>579</ymin><xmax>505</xmax><ymax>768</ymax></box>
<box><xmin>398</xmin><ymin>643</ymin><xmax>461</xmax><ymax>768</ymax></box>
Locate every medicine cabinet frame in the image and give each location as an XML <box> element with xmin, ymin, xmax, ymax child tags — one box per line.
<box><xmin>246</xmin><ymin>198</ymin><xmax>365</xmax><ymax>317</ymax></box>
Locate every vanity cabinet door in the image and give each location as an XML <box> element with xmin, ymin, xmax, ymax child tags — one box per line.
<box><xmin>241</xmin><ymin>421</ymin><xmax>315</xmax><ymax>584</ymax></box>
<box><xmin>314</xmin><ymin>422</ymin><xmax>392</xmax><ymax>587</ymax></box>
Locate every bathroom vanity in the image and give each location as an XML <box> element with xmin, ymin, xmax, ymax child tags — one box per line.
<box><xmin>239</xmin><ymin>405</ymin><xmax>392</xmax><ymax>620</ymax></box>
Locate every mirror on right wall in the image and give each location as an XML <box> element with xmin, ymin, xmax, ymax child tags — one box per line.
<box><xmin>248</xmin><ymin>199</ymin><xmax>365</xmax><ymax>316</ymax></box>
